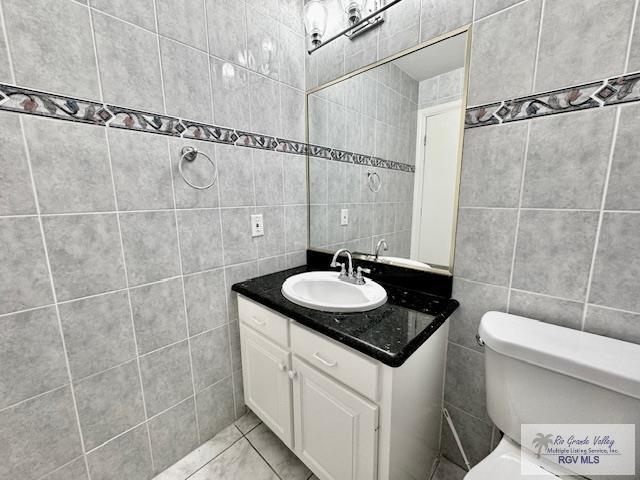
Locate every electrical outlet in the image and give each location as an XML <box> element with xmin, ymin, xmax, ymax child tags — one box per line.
<box><xmin>251</xmin><ymin>214</ymin><xmax>264</xmax><ymax>237</ymax></box>
<box><xmin>341</xmin><ymin>208</ymin><xmax>349</xmax><ymax>226</ymax></box>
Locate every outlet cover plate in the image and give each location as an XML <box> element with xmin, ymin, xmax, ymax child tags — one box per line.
<box><xmin>340</xmin><ymin>208</ymin><xmax>348</xmax><ymax>226</ymax></box>
<box><xmin>251</xmin><ymin>214</ymin><xmax>264</xmax><ymax>237</ymax></box>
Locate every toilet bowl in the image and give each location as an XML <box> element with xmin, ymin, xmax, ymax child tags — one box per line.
<box><xmin>463</xmin><ymin>312</ymin><xmax>640</xmax><ymax>479</ymax></box>
<box><xmin>464</xmin><ymin>436</ymin><xmax>574</xmax><ymax>479</ymax></box>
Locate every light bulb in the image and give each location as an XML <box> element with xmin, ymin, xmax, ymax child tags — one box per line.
<box><xmin>339</xmin><ymin>0</ymin><xmax>368</xmax><ymax>25</ymax></box>
<box><xmin>304</xmin><ymin>0</ymin><xmax>328</xmax><ymax>47</ymax></box>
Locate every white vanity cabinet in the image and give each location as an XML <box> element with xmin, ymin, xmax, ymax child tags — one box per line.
<box><xmin>238</xmin><ymin>296</ymin><xmax>449</xmax><ymax>480</ymax></box>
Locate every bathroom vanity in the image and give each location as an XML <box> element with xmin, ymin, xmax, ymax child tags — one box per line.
<box><xmin>232</xmin><ymin>266</ymin><xmax>458</xmax><ymax>480</ymax></box>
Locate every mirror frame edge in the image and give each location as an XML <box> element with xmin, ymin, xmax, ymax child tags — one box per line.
<box><xmin>305</xmin><ymin>24</ymin><xmax>474</xmax><ymax>278</ymax></box>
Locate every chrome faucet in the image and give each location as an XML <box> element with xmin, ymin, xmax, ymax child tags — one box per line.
<box><xmin>330</xmin><ymin>248</ymin><xmax>353</xmax><ymax>279</ymax></box>
<box><xmin>330</xmin><ymin>249</ymin><xmax>370</xmax><ymax>285</ymax></box>
<box><xmin>374</xmin><ymin>239</ymin><xmax>389</xmax><ymax>261</ymax></box>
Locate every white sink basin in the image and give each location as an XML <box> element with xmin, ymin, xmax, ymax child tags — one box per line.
<box><xmin>281</xmin><ymin>271</ymin><xmax>387</xmax><ymax>313</ymax></box>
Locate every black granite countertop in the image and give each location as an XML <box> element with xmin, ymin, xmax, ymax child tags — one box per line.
<box><xmin>231</xmin><ymin>266</ymin><xmax>459</xmax><ymax>367</ymax></box>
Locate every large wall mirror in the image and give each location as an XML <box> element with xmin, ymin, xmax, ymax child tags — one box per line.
<box><xmin>306</xmin><ymin>29</ymin><xmax>470</xmax><ymax>275</ymax></box>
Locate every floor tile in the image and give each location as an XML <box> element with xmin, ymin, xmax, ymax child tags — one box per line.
<box><xmin>189</xmin><ymin>438</ymin><xmax>278</xmax><ymax>480</ymax></box>
<box><xmin>432</xmin><ymin>457</ymin><xmax>466</xmax><ymax>480</ymax></box>
<box><xmin>153</xmin><ymin>424</ymin><xmax>241</xmax><ymax>480</ymax></box>
<box><xmin>234</xmin><ymin>410</ymin><xmax>261</xmax><ymax>434</ymax></box>
<box><xmin>247</xmin><ymin>423</ymin><xmax>311</xmax><ymax>480</ymax></box>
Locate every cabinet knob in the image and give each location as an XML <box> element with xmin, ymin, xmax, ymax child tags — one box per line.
<box><xmin>278</xmin><ymin>362</ymin><xmax>286</xmax><ymax>372</ymax></box>
<box><xmin>287</xmin><ymin>369</ymin><xmax>298</xmax><ymax>380</ymax></box>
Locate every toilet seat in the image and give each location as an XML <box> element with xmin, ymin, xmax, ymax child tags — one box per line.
<box><xmin>464</xmin><ymin>437</ymin><xmax>578</xmax><ymax>479</ymax></box>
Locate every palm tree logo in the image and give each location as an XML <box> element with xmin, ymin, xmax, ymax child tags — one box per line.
<box><xmin>532</xmin><ymin>433</ymin><xmax>554</xmax><ymax>458</ymax></box>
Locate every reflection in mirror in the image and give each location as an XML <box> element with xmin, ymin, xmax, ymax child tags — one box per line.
<box><xmin>307</xmin><ymin>31</ymin><xmax>469</xmax><ymax>274</ymax></box>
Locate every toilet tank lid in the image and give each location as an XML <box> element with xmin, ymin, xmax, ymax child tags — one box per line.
<box><xmin>479</xmin><ymin>311</ymin><xmax>640</xmax><ymax>400</ymax></box>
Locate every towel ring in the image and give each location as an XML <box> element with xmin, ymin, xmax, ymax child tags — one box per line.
<box><xmin>367</xmin><ymin>170</ymin><xmax>381</xmax><ymax>193</ymax></box>
<box><xmin>179</xmin><ymin>146</ymin><xmax>217</xmax><ymax>190</ymax></box>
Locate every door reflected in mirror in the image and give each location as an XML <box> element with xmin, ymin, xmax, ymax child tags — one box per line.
<box><xmin>307</xmin><ymin>30</ymin><xmax>469</xmax><ymax>274</ymax></box>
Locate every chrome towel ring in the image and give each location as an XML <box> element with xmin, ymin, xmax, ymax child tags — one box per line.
<box><xmin>179</xmin><ymin>146</ymin><xmax>218</xmax><ymax>190</ymax></box>
<box><xmin>367</xmin><ymin>170</ymin><xmax>381</xmax><ymax>193</ymax></box>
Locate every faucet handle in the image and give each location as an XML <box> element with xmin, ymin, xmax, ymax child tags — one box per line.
<box><xmin>334</xmin><ymin>262</ymin><xmax>347</xmax><ymax>276</ymax></box>
<box><xmin>356</xmin><ymin>266</ymin><xmax>371</xmax><ymax>282</ymax></box>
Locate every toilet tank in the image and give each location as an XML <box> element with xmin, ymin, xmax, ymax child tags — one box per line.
<box><xmin>478</xmin><ymin>312</ymin><xmax>640</xmax><ymax>446</ymax></box>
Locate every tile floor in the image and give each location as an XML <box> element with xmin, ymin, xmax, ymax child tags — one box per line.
<box><xmin>153</xmin><ymin>409</ymin><xmax>466</xmax><ymax>480</ymax></box>
<box><xmin>153</xmin><ymin>410</ymin><xmax>313</xmax><ymax>480</ymax></box>
<box><xmin>432</xmin><ymin>457</ymin><xmax>466</xmax><ymax>480</ymax></box>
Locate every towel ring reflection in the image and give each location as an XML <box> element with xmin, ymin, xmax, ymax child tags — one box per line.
<box><xmin>179</xmin><ymin>146</ymin><xmax>217</xmax><ymax>190</ymax></box>
<box><xmin>367</xmin><ymin>170</ymin><xmax>381</xmax><ymax>193</ymax></box>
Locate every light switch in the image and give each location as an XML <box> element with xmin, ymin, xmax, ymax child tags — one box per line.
<box><xmin>251</xmin><ymin>214</ymin><xmax>264</xmax><ymax>237</ymax></box>
<box><xmin>340</xmin><ymin>208</ymin><xmax>349</xmax><ymax>226</ymax></box>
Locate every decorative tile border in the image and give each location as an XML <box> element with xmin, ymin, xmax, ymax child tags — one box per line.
<box><xmin>465</xmin><ymin>70</ymin><xmax>640</xmax><ymax>129</ymax></box>
<box><xmin>0</xmin><ymin>82</ymin><xmax>415</xmax><ymax>173</ymax></box>
<box><xmin>107</xmin><ymin>105</ymin><xmax>184</xmax><ymax>136</ymax></box>
<box><xmin>0</xmin><ymin>84</ymin><xmax>111</xmax><ymax>125</ymax></box>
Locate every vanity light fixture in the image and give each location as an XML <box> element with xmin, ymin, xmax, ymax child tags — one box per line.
<box><xmin>305</xmin><ymin>0</ymin><xmax>403</xmax><ymax>54</ymax></box>
<box><xmin>303</xmin><ymin>0</ymin><xmax>328</xmax><ymax>48</ymax></box>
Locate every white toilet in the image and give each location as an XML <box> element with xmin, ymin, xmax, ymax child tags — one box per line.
<box><xmin>464</xmin><ymin>311</ymin><xmax>640</xmax><ymax>479</ymax></box>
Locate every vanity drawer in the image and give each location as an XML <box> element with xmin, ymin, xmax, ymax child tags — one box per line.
<box><xmin>238</xmin><ymin>297</ymin><xmax>289</xmax><ymax>347</ymax></box>
<box><xmin>291</xmin><ymin>322</ymin><xmax>379</xmax><ymax>401</ymax></box>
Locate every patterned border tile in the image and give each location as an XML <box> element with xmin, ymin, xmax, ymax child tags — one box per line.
<box><xmin>0</xmin><ymin>82</ymin><xmax>415</xmax><ymax>173</ymax></box>
<box><xmin>500</xmin><ymin>81</ymin><xmax>601</xmax><ymax>123</ymax></box>
<box><xmin>0</xmin><ymin>83</ymin><xmax>110</xmax><ymax>125</ymax></box>
<box><xmin>465</xmin><ymin>102</ymin><xmax>501</xmax><ymax>128</ymax></box>
<box><xmin>107</xmin><ymin>105</ymin><xmax>183</xmax><ymax>136</ymax></box>
<box><xmin>603</xmin><ymin>71</ymin><xmax>640</xmax><ymax>106</ymax></box>
<box><xmin>307</xmin><ymin>144</ymin><xmax>333</xmax><ymax>160</ymax></box>
<box><xmin>275</xmin><ymin>139</ymin><xmax>308</xmax><ymax>155</ymax></box>
<box><xmin>235</xmin><ymin>131</ymin><xmax>278</xmax><ymax>150</ymax></box>
<box><xmin>465</xmin><ymin>70</ymin><xmax>640</xmax><ymax>129</ymax></box>
<box><xmin>182</xmin><ymin>120</ymin><xmax>238</xmax><ymax>144</ymax></box>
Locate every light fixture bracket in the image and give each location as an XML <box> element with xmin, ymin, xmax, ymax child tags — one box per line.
<box><xmin>344</xmin><ymin>14</ymin><xmax>385</xmax><ymax>40</ymax></box>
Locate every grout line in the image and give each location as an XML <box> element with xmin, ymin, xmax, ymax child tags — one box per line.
<box><xmin>530</xmin><ymin>0</ymin><xmax>546</xmax><ymax>94</ymax></box>
<box><xmin>203</xmin><ymin>0</ymin><xmax>215</xmax><ymax>126</ymax></box>
<box><xmin>245</xmin><ymin>436</ymin><xmax>285</xmax><ymax>480</ymax></box>
<box><xmin>73</xmin><ymin>357</ymin><xmax>139</xmax><ymax>384</ymax></box>
<box><xmin>474</xmin><ymin>0</ymin><xmax>529</xmax><ymax>23</ymax></box>
<box><xmin>24</xmin><ymin>204</ymin><xmax>311</xmax><ymax>218</ymax></box>
<box><xmin>18</xmin><ymin>114</ymin><xmax>93</xmax><ymax>480</ymax></box>
<box><xmin>509</xmin><ymin>287</ymin><xmax>581</xmax><ymax>304</ymax></box>
<box><xmin>182</xmin><ymin>429</ymin><xmax>247</xmax><ymax>480</ymax></box>
<box><xmin>586</xmin><ymin>303</ymin><xmax>640</xmax><ymax>316</ymax></box>
<box><xmin>152</xmin><ymin>0</ymin><xmax>168</xmax><ymax>115</ymax></box>
<box><xmin>86</xmin><ymin>0</ymin><xmax>105</xmax><ymax>104</ymax></box>
<box><xmin>442</xmin><ymin>395</ymin><xmax>493</xmax><ymax>426</ymax></box>
<box><xmin>0</xmin><ymin>302</ymin><xmax>56</xmax><ymax>319</ymax></box>
<box><xmin>0</xmin><ymin>0</ymin><xmax>16</xmax><ymax>84</ymax></box>
<box><xmin>166</xmin><ymin>139</ymin><xmax>202</xmax><ymax>445</ymax></box>
<box><xmin>35</xmin><ymin>455</ymin><xmax>86</xmax><ymax>480</ymax></box>
<box><xmin>580</xmin><ymin>106</ymin><xmax>621</xmax><ymax>331</ymax></box>
<box><xmin>624</xmin><ymin>0</ymin><xmax>640</xmax><ymax>73</ymax></box>
<box><xmin>0</xmin><ymin>383</ymin><xmax>70</xmax><ymax>415</ymax></box>
<box><xmin>84</xmin><ymin>418</ymin><xmax>149</xmax><ymax>455</ymax></box>
<box><xmin>251</xmin><ymin>151</ymin><xmax>259</xmax><ymax>261</ymax></box>
<box><xmin>103</xmin><ymin>126</ymin><xmax>156</xmax><ymax>473</ymax></box>
<box><xmin>506</xmin><ymin>122</ymin><xmax>531</xmax><ymax>311</ymax></box>
<box><xmin>281</xmin><ymin>155</ymin><xmax>288</xmax><ymax>264</ymax></box>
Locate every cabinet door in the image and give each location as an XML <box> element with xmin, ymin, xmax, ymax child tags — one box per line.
<box><xmin>240</xmin><ymin>324</ymin><xmax>293</xmax><ymax>447</ymax></box>
<box><xmin>292</xmin><ymin>357</ymin><xmax>378</xmax><ymax>480</ymax></box>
